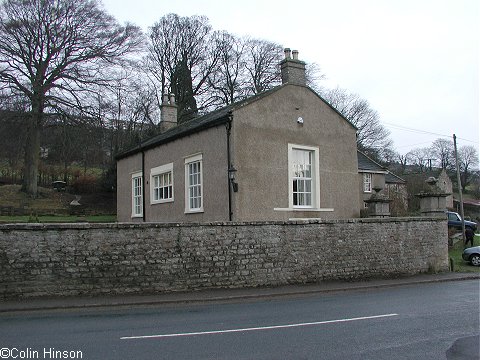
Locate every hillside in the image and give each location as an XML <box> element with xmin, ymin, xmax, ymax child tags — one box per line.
<box><xmin>0</xmin><ymin>185</ymin><xmax>116</xmax><ymax>216</ymax></box>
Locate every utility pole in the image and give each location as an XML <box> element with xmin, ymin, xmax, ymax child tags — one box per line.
<box><xmin>453</xmin><ymin>134</ymin><xmax>466</xmax><ymax>245</ymax></box>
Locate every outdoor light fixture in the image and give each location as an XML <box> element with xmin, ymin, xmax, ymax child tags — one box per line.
<box><xmin>228</xmin><ymin>165</ymin><xmax>238</xmax><ymax>192</ymax></box>
<box><xmin>228</xmin><ymin>165</ymin><xmax>237</xmax><ymax>180</ymax></box>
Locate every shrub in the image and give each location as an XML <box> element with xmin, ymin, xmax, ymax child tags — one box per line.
<box><xmin>71</xmin><ymin>175</ymin><xmax>98</xmax><ymax>193</ymax></box>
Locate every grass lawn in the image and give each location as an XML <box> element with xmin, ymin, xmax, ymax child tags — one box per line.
<box><xmin>0</xmin><ymin>214</ymin><xmax>116</xmax><ymax>223</ymax></box>
<box><xmin>0</xmin><ymin>184</ymin><xmax>116</xmax><ymax>219</ymax></box>
<box><xmin>449</xmin><ymin>239</ymin><xmax>480</xmax><ymax>273</ymax></box>
<box><xmin>0</xmin><ymin>184</ymin><xmax>71</xmax><ymax>210</ymax></box>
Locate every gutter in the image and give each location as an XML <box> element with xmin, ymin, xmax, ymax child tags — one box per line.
<box><xmin>2</xmin><ymin>273</ymin><xmax>477</xmax><ymax>313</ymax></box>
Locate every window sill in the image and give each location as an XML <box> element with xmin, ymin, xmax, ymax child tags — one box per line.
<box><xmin>151</xmin><ymin>199</ymin><xmax>174</xmax><ymax>205</ymax></box>
<box><xmin>273</xmin><ymin>207</ymin><xmax>334</xmax><ymax>212</ymax></box>
<box><xmin>185</xmin><ymin>209</ymin><xmax>204</xmax><ymax>214</ymax></box>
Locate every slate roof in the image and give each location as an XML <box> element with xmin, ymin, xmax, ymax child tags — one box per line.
<box><xmin>357</xmin><ymin>151</ymin><xmax>405</xmax><ymax>184</ymax></box>
<box><xmin>357</xmin><ymin>151</ymin><xmax>387</xmax><ymax>172</ymax></box>
<box><xmin>116</xmin><ymin>87</ymin><xmax>284</xmax><ymax>160</ymax></box>
<box><xmin>117</xmin><ymin>84</ymin><xmax>357</xmax><ymax>160</ymax></box>
<box><xmin>385</xmin><ymin>171</ymin><xmax>406</xmax><ymax>184</ymax></box>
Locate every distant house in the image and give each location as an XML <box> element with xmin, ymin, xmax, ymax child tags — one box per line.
<box><xmin>116</xmin><ymin>49</ymin><xmax>362</xmax><ymax>223</ymax></box>
<box><xmin>357</xmin><ymin>151</ymin><xmax>407</xmax><ymax>215</ymax></box>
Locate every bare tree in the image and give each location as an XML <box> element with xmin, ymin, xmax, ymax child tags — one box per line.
<box><xmin>431</xmin><ymin>138</ymin><xmax>454</xmax><ymax>169</ymax></box>
<box><xmin>305</xmin><ymin>62</ymin><xmax>326</xmax><ymax>94</ymax></box>
<box><xmin>207</xmin><ymin>32</ymin><xmax>248</xmax><ymax>106</ymax></box>
<box><xmin>148</xmin><ymin>15</ymin><xmax>326</xmax><ymax>118</ymax></box>
<box><xmin>320</xmin><ymin>87</ymin><xmax>392</xmax><ymax>155</ymax></box>
<box><xmin>209</xmin><ymin>35</ymin><xmax>322</xmax><ymax>107</ymax></box>
<box><xmin>407</xmin><ymin>147</ymin><xmax>434</xmax><ymax>172</ymax></box>
<box><xmin>378</xmin><ymin>147</ymin><xmax>398</xmax><ymax>166</ymax></box>
<box><xmin>457</xmin><ymin>145</ymin><xmax>479</xmax><ymax>191</ymax></box>
<box><xmin>398</xmin><ymin>153</ymin><xmax>410</xmax><ymax>173</ymax></box>
<box><xmin>148</xmin><ymin>14</ymin><xmax>223</xmax><ymax>122</ymax></box>
<box><xmin>209</xmin><ymin>34</ymin><xmax>326</xmax><ymax>103</ymax></box>
<box><xmin>0</xmin><ymin>0</ymin><xmax>143</xmax><ymax>196</ymax></box>
<box><xmin>243</xmin><ymin>38</ymin><xmax>283</xmax><ymax>94</ymax></box>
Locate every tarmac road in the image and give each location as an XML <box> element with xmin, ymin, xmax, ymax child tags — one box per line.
<box><xmin>0</xmin><ymin>275</ymin><xmax>479</xmax><ymax>359</ymax></box>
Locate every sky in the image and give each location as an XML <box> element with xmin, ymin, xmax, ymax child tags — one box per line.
<box><xmin>102</xmin><ymin>0</ymin><xmax>479</xmax><ymax>158</ymax></box>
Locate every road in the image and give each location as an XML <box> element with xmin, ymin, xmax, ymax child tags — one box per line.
<box><xmin>0</xmin><ymin>280</ymin><xmax>478</xmax><ymax>360</ymax></box>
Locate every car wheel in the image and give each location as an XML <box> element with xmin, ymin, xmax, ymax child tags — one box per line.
<box><xmin>470</xmin><ymin>254</ymin><xmax>480</xmax><ymax>266</ymax></box>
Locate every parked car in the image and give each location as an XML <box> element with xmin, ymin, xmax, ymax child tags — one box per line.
<box><xmin>52</xmin><ymin>180</ymin><xmax>67</xmax><ymax>192</ymax></box>
<box><xmin>447</xmin><ymin>211</ymin><xmax>477</xmax><ymax>231</ymax></box>
<box><xmin>462</xmin><ymin>246</ymin><xmax>480</xmax><ymax>266</ymax></box>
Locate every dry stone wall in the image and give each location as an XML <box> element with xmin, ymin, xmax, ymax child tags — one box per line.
<box><xmin>0</xmin><ymin>218</ymin><xmax>449</xmax><ymax>299</ymax></box>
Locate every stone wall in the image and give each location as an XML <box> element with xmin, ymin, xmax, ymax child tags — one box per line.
<box><xmin>0</xmin><ymin>218</ymin><xmax>449</xmax><ymax>299</ymax></box>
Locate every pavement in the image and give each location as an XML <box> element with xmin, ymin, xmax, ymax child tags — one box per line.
<box><xmin>1</xmin><ymin>272</ymin><xmax>478</xmax><ymax>313</ymax></box>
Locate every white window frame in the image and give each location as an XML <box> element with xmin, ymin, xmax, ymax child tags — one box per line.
<box><xmin>150</xmin><ymin>163</ymin><xmax>174</xmax><ymax>204</ymax></box>
<box><xmin>363</xmin><ymin>173</ymin><xmax>372</xmax><ymax>193</ymax></box>
<box><xmin>131</xmin><ymin>171</ymin><xmax>143</xmax><ymax>218</ymax></box>
<box><xmin>288</xmin><ymin>144</ymin><xmax>320</xmax><ymax>209</ymax></box>
<box><xmin>185</xmin><ymin>153</ymin><xmax>204</xmax><ymax>213</ymax></box>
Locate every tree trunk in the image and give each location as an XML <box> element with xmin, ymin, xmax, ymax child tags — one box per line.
<box><xmin>21</xmin><ymin>99</ymin><xmax>43</xmax><ymax>197</ymax></box>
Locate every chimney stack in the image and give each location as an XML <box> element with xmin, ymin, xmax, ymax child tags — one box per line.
<box><xmin>160</xmin><ymin>93</ymin><xmax>178</xmax><ymax>132</ymax></box>
<box><xmin>280</xmin><ymin>48</ymin><xmax>306</xmax><ymax>86</ymax></box>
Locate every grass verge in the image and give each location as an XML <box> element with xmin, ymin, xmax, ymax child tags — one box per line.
<box><xmin>449</xmin><ymin>240</ymin><xmax>480</xmax><ymax>273</ymax></box>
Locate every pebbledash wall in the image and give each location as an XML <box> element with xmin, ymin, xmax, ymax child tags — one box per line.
<box><xmin>0</xmin><ymin>218</ymin><xmax>448</xmax><ymax>299</ymax></box>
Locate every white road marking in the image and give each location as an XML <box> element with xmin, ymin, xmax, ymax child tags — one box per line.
<box><xmin>120</xmin><ymin>313</ymin><xmax>399</xmax><ymax>340</ymax></box>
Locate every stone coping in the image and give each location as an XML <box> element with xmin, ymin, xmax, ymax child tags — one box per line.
<box><xmin>0</xmin><ymin>216</ymin><xmax>447</xmax><ymax>230</ymax></box>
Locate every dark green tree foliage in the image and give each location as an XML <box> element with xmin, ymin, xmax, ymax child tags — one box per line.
<box><xmin>148</xmin><ymin>15</ymin><xmax>289</xmax><ymax>118</ymax></box>
<box><xmin>171</xmin><ymin>57</ymin><xmax>198</xmax><ymax>123</ymax></box>
<box><xmin>148</xmin><ymin>14</ymin><xmax>218</xmax><ymax>118</ymax></box>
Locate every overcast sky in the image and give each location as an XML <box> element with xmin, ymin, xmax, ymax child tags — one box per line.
<box><xmin>102</xmin><ymin>0</ymin><xmax>479</xmax><ymax>157</ymax></box>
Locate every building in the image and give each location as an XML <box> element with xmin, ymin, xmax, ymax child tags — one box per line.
<box><xmin>357</xmin><ymin>151</ymin><xmax>407</xmax><ymax>216</ymax></box>
<box><xmin>116</xmin><ymin>49</ymin><xmax>361</xmax><ymax>222</ymax></box>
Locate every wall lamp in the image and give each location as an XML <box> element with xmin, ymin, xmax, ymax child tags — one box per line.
<box><xmin>228</xmin><ymin>166</ymin><xmax>239</xmax><ymax>192</ymax></box>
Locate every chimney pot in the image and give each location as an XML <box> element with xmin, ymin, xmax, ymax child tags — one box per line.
<box><xmin>280</xmin><ymin>47</ymin><xmax>306</xmax><ymax>86</ymax></box>
<box><xmin>162</xmin><ymin>93</ymin><xmax>169</xmax><ymax>104</ymax></box>
<box><xmin>160</xmin><ymin>93</ymin><xmax>178</xmax><ymax>132</ymax></box>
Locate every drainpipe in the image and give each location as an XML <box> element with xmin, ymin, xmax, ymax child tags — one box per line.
<box><xmin>226</xmin><ymin>111</ymin><xmax>233</xmax><ymax>221</ymax></box>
